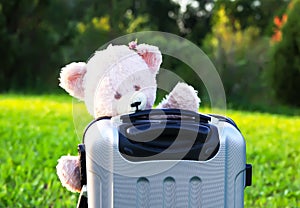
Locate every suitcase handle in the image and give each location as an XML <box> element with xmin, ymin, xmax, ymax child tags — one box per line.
<box><xmin>121</xmin><ymin>109</ymin><xmax>211</xmax><ymax>123</ymax></box>
<box><xmin>118</xmin><ymin>121</ymin><xmax>220</xmax><ymax>161</ymax></box>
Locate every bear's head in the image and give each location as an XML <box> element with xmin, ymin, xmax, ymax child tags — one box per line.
<box><xmin>59</xmin><ymin>42</ymin><xmax>162</xmax><ymax>118</ymax></box>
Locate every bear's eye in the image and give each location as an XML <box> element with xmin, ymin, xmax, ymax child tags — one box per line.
<box><xmin>134</xmin><ymin>85</ymin><xmax>141</xmax><ymax>91</ymax></box>
<box><xmin>114</xmin><ymin>91</ymin><xmax>122</xmax><ymax>100</ymax></box>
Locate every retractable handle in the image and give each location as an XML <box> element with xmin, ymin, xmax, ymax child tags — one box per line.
<box><xmin>121</xmin><ymin>108</ymin><xmax>211</xmax><ymax>123</ymax></box>
<box><xmin>118</xmin><ymin>109</ymin><xmax>219</xmax><ymax>161</ymax></box>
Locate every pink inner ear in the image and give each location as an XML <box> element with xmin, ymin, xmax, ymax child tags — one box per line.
<box><xmin>139</xmin><ymin>51</ymin><xmax>162</xmax><ymax>74</ymax></box>
<box><xmin>68</xmin><ymin>72</ymin><xmax>85</xmax><ymax>99</ymax></box>
<box><xmin>68</xmin><ymin>73</ymin><xmax>82</xmax><ymax>83</ymax></box>
<box><xmin>135</xmin><ymin>44</ymin><xmax>162</xmax><ymax>75</ymax></box>
<box><xmin>59</xmin><ymin>62</ymin><xmax>86</xmax><ymax>100</ymax></box>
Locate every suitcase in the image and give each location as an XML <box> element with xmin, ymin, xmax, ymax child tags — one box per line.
<box><xmin>77</xmin><ymin>109</ymin><xmax>252</xmax><ymax>208</ymax></box>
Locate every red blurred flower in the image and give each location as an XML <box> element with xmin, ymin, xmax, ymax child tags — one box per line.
<box><xmin>272</xmin><ymin>14</ymin><xmax>288</xmax><ymax>42</ymax></box>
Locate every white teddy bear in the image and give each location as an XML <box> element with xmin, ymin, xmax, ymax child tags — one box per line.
<box><xmin>56</xmin><ymin>41</ymin><xmax>200</xmax><ymax>192</ymax></box>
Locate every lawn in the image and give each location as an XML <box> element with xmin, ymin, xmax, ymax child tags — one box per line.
<box><xmin>0</xmin><ymin>95</ymin><xmax>299</xmax><ymax>207</ymax></box>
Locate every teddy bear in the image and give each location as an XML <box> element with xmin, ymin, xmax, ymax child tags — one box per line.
<box><xmin>56</xmin><ymin>41</ymin><xmax>201</xmax><ymax>193</ymax></box>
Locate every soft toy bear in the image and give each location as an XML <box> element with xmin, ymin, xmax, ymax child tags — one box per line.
<box><xmin>56</xmin><ymin>41</ymin><xmax>201</xmax><ymax>193</ymax></box>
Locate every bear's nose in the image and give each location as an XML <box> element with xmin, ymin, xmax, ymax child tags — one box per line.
<box><xmin>117</xmin><ymin>91</ymin><xmax>147</xmax><ymax>115</ymax></box>
<box><xmin>129</xmin><ymin>92</ymin><xmax>147</xmax><ymax>112</ymax></box>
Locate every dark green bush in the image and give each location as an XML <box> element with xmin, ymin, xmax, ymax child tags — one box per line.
<box><xmin>267</xmin><ymin>0</ymin><xmax>300</xmax><ymax>106</ymax></box>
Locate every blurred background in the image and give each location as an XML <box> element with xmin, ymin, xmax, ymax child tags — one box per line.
<box><xmin>1</xmin><ymin>0</ymin><xmax>299</xmax><ymax>109</ymax></box>
<box><xmin>1</xmin><ymin>1</ymin><xmax>300</xmax><ymax>207</ymax></box>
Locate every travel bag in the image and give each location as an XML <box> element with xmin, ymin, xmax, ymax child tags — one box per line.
<box><xmin>77</xmin><ymin>108</ymin><xmax>252</xmax><ymax>208</ymax></box>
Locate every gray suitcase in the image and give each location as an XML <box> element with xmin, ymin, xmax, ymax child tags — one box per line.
<box><xmin>77</xmin><ymin>109</ymin><xmax>252</xmax><ymax>208</ymax></box>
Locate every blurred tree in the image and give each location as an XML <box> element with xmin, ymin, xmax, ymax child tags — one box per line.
<box><xmin>0</xmin><ymin>0</ymin><xmax>87</xmax><ymax>92</ymax></box>
<box><xmin>180</xmin><ymin>0</ymin><xmax>214</xmax><ymax>45</ymax></box>
<box><xmin>202</xmin><ymin>5</ymin><xmax>270</xmax><ymax>103</ymax></box>
<box><xmin>2</xmin><ymin>0</ymin><xmax>290</xmax><ymax>96</ymax></box>
<box><xmin>172</xmin><ymin>0</ymin><xmax>290</xmax><ymax>48</ymax></box>
<box><xmin>267</xmin><ymin>0</ymin><xmax>300</xmax><ymax>106</ymax></box>
<box><xmin>134</xmin><ymin>0</ymin><xmax>181</xmax><ymax>34</ymax></box>
<box><xmin>213</xmin><ymin>0</ymin><xmax>290</xmax><ymax>35</ymax></box>
<box><xmin>0</xmin><ymin>0</ymin><xmax>186</xmax><ymax>92</ymax></box>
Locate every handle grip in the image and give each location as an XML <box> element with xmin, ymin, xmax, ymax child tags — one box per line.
<box><xmin>120</xmin><ymin>109</ymin><xmax>211</xmax><ymax>123</ymax></box>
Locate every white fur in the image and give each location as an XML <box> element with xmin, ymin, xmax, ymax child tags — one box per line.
<box><xmin>56</xmin><ymin>155</ymin><xmax>81</xmax><ymax>193</ymax></box>
<box><xmin>84</xmin><ymin>45</ymin><xmax>157</xmax><ymax>117</ymax></box>
<box><xmin>157</xmin><ymin>82</ymin><xmax>200</xmax><ymax>112</ymax></box>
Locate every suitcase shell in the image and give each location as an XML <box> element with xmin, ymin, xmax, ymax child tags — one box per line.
<box><xmin>81</xmin><ymin>109</ymin><xmax>251</xmax><ymax>208</ymax></box>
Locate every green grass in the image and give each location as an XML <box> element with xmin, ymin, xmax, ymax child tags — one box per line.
<box><xmin>0</xmin><ymin>95</ymin><xmax>80</xmax><ymax>207</ymax></box>
<box><xmin>0</xmin><ymin>94</ymin><xmax>299</xmax><ymax>207</ymax></box>
<box><xmin>226</xmin><ymin>110</ymin><xmax>300</xmax><ymax>207</ymax></box>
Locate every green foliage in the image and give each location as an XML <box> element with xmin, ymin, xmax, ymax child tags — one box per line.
<box><xmin>213</xmin><ymin>0</ymin><xmax>290</xmax><ymax>35</ymax></box>
<box><xmin>202</xmin><ymin>5</ymin><xmax>271</xmax><ymax>104</ymax></box>
<box><xmin>267</xmin><ymin>0</ymin><xmax>300</xmax><ymax>106</ymax></box>
<box><xmin>1</xmin><ymin>94</ymin><xmax>300</xmax><ymax>207</ymax></box>
<box><xmin>135</xmin><ymin>0</ymin><xmax>181</xmax><ymax>33</ymax></box>
<box><xmin>0</xmin><ymin>0</ymin><xmax>296</xmax><ymax>109</ymax></box>
<box><xmin>69</xmin><ymin>16</ymin><xmax>112</xmax><ymax>61</ymax></box>
<box><xmin>0</xmin><ymin>0</ymin><xmax>80</xmax><ymax>92</ymax></box>
<box><xmin>70</xmin><ymin>11</ymin><xmax>151</xmax><ymax>61</ymax></box>
<box><xmin>0</xmin><ymin>0</ymin><xmax>166</xmax><ymax>92</ymax></box>
<box><xmin>179</xmin><ymin>1</ymin><xmax>212</xmax><ymax>46</ymax></box>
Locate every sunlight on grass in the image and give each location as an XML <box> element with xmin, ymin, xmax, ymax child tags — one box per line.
<box><xmin>0</xmin><ymin>95</ymin><xmax>79</xmax><ymax>207</ymax></box>
<box><xmin>0</xmin><ymin>94</ymin><xmax>299</xmax><ymax>207</ymax></box>
<box><xmin>227</xmin><ymin>110</ymin><xmax>300</xmax><ymax>207</ymax></box>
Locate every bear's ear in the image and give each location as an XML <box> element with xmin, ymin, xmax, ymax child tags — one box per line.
<box><xmin>59</xmin><ymin>62</ymin><xmax>87</xmax><ymax>100</ymax></box>
<box><xmin>135</xmin><ymin>43</ymin><xmax>162</xmax><ymax>75</ymax></box>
